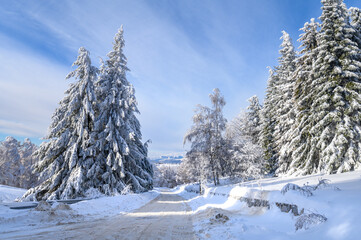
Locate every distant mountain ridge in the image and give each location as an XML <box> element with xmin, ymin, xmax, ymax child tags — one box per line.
<box><xmin>149</xmin><ymin>155</ymin><xmax>183</xmax><ymax>164</ymax></box>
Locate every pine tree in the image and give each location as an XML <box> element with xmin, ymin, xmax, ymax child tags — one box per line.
<box><xmin>278</xmin><ymin>19</ymin><xmax>320</xmax><ymax>174</ymax></box>
<box><xmin>289</xmin><ymin>0</ymin><xmax>361</xmax><ymax>174</ymax></box>
<box><xmin>243</xmin><ymin>95</ymin><xmax>262</xmax><ymax>145</ymax></box>
<box><xmin>22</xmin><ymin>47</ymin><xmax>100</xmax><ymax>200</ymax></box>
<box><xmin>0</xmin><ymin>137</ymin><xmax>39</xmax><ymax>188</ymax></box>
<box><xmin>259</xmin><ymin>68</ymin><xmax>280</xmax><ymax>174</ymax></box>
<box><xmin>20</xmin><ymin>138</ymin><xmax>39</xmax><ymax>188</ymax></box>
<box><xmin>350</xmin><ymin>7</ymin><xmax>361</xmax><ymax>47</ymax></box>
<box><xmin>0</xmin><ymin>137</ymin><xmax>23</xmax><ymax>187</ymax></box>
<box><xmin>95</xmin><ymin>27</ymin><xmax>153</xmax><ymax>193</ymax></box>
<box><xmin>274</xmin><ymin>31</ymin><xmax>297</xmax><ymax>173</ymax></box>
<box><xmin>294</xmin><ymin>19</ymin><xmax>320</xmax><ymax>109</ymax></box>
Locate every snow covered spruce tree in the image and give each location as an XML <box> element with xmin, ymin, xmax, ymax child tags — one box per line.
<box><xmin>259</xmin><ymin>68</ymin><xmax>280</xmax><ymax>174</ymax></box>
<box><xmin>22</xmin><ymin>47</ymin><xmax>100</xmax><ymax>200</ymax></box>
<box><xmin>0</xmin><ymin>137</ymin><xmax>23</xmax><ymax>187</ymax></box>
<box><xmin>350</xmin><ymin>7</ymin><xmax>361</xmax><ymax>48</ymax></box>
<box><xmin>19</xmin><ymin>138</ymin><xmax>39</xmax><ymax>188</ymax></box>
<box><xmin>273</xmin><ymin>31</ymin><xmax>298</xmax><ymax>174</ymax></box>
<box><xmin>184</xmin><ymin>88</ymin><xmax>228</xmax><ymax>186</ymax></box>
<box><xmin>293</xmin><ymin>18</ymin><xmax>320</xmax><ymax>110</ymax></box>
<box><xmin>278</xmin><ymin>19</ymin><xmax>320</xmax><ymax>174</ymax></box>
<box><xmin>0</xmin><ymin>137</ymin><xmax>39</xmax><ymax>188</ymax></box>
<box><xmin>94</xmin><ymin>27</ymin><xmax>152</xmax><ymax>193</ymax></box>
<box><xmin>259</xmin><ymin>31</ymin><xmax>297</xmax><ymax>175</ymax></box>
<box><xmin>242</xmin><ymin>95</ymin><xmax>262</xmax><ymax>145</ymax></box>
<box><xmin>288</xmin><ymin>0</ymin><xmax>361</xmax><ymax>174</ymax></box>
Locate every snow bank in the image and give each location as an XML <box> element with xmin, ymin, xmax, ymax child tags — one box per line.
<box><xmin>178</xmin><ymin>170</ymin><xmax>361</xmax><ymax>240</ymax></box>
<box><xmin>177</xmin><ymin>183</ymin><xmax>268</xmax><ymax>214</ymax></box>
<box><xmin>0</xmin><ymin>185</ymin><xmax>27</xmax><ymax>203</ymax></box>
<box><xmin>0</xmin><ymin>188</ymin><xmax>160</xmax><ymax>237</ymax></box>
<box><xmin>71</xmin><ymin>190</ymin><xmax>159</xmax><ymax>219</ymax></box>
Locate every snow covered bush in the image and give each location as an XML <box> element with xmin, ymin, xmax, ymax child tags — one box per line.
<box><xmin>184</xmin><ymin>184</ymin><xmax>201</xmax><ymax>193</ymax></box>
<box><xmin>176</xmin><ymin>155</ymin><xmax>201</xmax><ymax>184</ymax></box>
<box><xmin>281</xmin><ymin>178</ymin><xmax>337</xmax><ymax>197</ymax></box>
<box><xmin>295</xmin><ymin>213</ymin><xmax>327</xmax><ymax>231</ymax></box>
<box><xmin>153</xmin><ymin>164</ymin><xmax>179</xmax><ymax>188</ymax></box>
<box><xmin>280</xmin><ymin>183</ymin><xmax>313</xmax><ymax>197</ymax></box>
<box><xmin>313</xmin><ymin>178</ymin><xmax>330</xmax><ymax>190</ymax></box>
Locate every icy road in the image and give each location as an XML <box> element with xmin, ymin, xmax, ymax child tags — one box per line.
<box><xmin>3</xmin><ymin>190</ymin><xmax>195</xmax><ymax>240</ymax></box>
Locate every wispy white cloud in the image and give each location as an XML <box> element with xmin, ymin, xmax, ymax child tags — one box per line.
<box><xmin>0</xmin><ymin>119</ymin><xmax>42</xmax><ymax>137</ymax></box>
<box><xmin>1</xmin><ymin>0</ymin><xmax>326</xmax><ymax>155</ymax></box>
<box><xmin>0</xmin><ymin>0</ymin><xmax>244</xmax><ymax>154</ymax></box>
<box><xmin>0</xmin><ymin>33</ymin><xmax>69</xmax><ymax>138</ymax></box>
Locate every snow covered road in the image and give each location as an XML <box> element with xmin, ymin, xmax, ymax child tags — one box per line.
<box><xmin>2</xmin><ymin>190</ymin><xmax>195</xmax><ymax>240</ymax></box>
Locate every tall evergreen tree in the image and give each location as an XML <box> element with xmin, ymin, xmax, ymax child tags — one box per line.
<box><xmin>23</xmin><ymin>47</ymin><xmax>99</xmax><ymax>200</ymax></box>
<box><xmin>278</xmin><ymin>19</ymin><xmax>320</xmax><ymax>174</ymax></box>
<box><xmin>243</xmin><ymin>95</ymin><xmax>262</xmax><ymax>145</ymax></box>
<box><xmin>260</xmin><ymin>32</ymin><xmax>297</xmax><ymax>175</ymax></box>
<box><xmin>260</xmin><ymin>68</ymin><xmax>280</xmax><ymax>174</ymax></box>
<box><xmin>289</xmin><ymin>0</ymin><xmax>361</xmax><ymax>174</ymax></box>
<box><xmin>350</xmin><ymin>7</ymin><xmax>361</xmax><ymax>47</ymax></box>
<box><xmin>0</xmin><ymin>137</ymin><xmax>39</xmax><ymax>188</ymax></box>
<box><xmin>0</xmin><ymin>137</ymin><xmax>22</xmax><ymax>187</ymax></box>
<box><xmin>20</xmin><ymin>138</ymin><xmax>39</xmax><ymax>188</ymax></box>
<box><xmin>274</xmin><ymin>31</ymin><xmax>297</xmax><ymax>170</ymax></box>
<box><xmin>95</xmin><ymin>27</ymin><xmax>153</xmax><ymax>193</ymax></box>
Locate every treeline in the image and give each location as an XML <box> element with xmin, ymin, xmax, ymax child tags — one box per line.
<box><xmin>0</xmin><ymin>137</ymin><xmax>39</xmax><ymax>188</ymax></box>
<box><xmin>180</xmin><ymin>0</ymin><xmax>361</xmax><ymax>186</ymax></box>
<box><xmin>263</xmin><ymin>0</ymin><xmax>361</xmax><ymax>176</ymax></box>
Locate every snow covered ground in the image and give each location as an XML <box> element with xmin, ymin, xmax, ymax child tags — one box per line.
<box><xmin>1</xmin><ymin>170</ymin><xmax>360</xmax><ymax>239</ymax></box>
<box><xmin>0</xmin><ymin>186</ymin><xmax>159</xmax><ymax>237</ymax></box>
<box><xmin>0</xmin><ymin>185</ymin><xmax>27</xmax><ymax>203</ymax></box>
<box><xmin>176</xmin><ymin>170</ymin><xmax>361</xmax><ymax>240</ymax></box>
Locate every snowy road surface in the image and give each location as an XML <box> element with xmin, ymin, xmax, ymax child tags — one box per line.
<box><xmin>2</xmin><ymin>190</ymin><xmax>195</xmax><ymax>240</ymax></box>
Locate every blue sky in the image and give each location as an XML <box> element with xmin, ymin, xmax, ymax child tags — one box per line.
<box><xmin>0</xmin><ymin>0</ymin><xmax>360</xmax><ymax>157</ymax></box>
